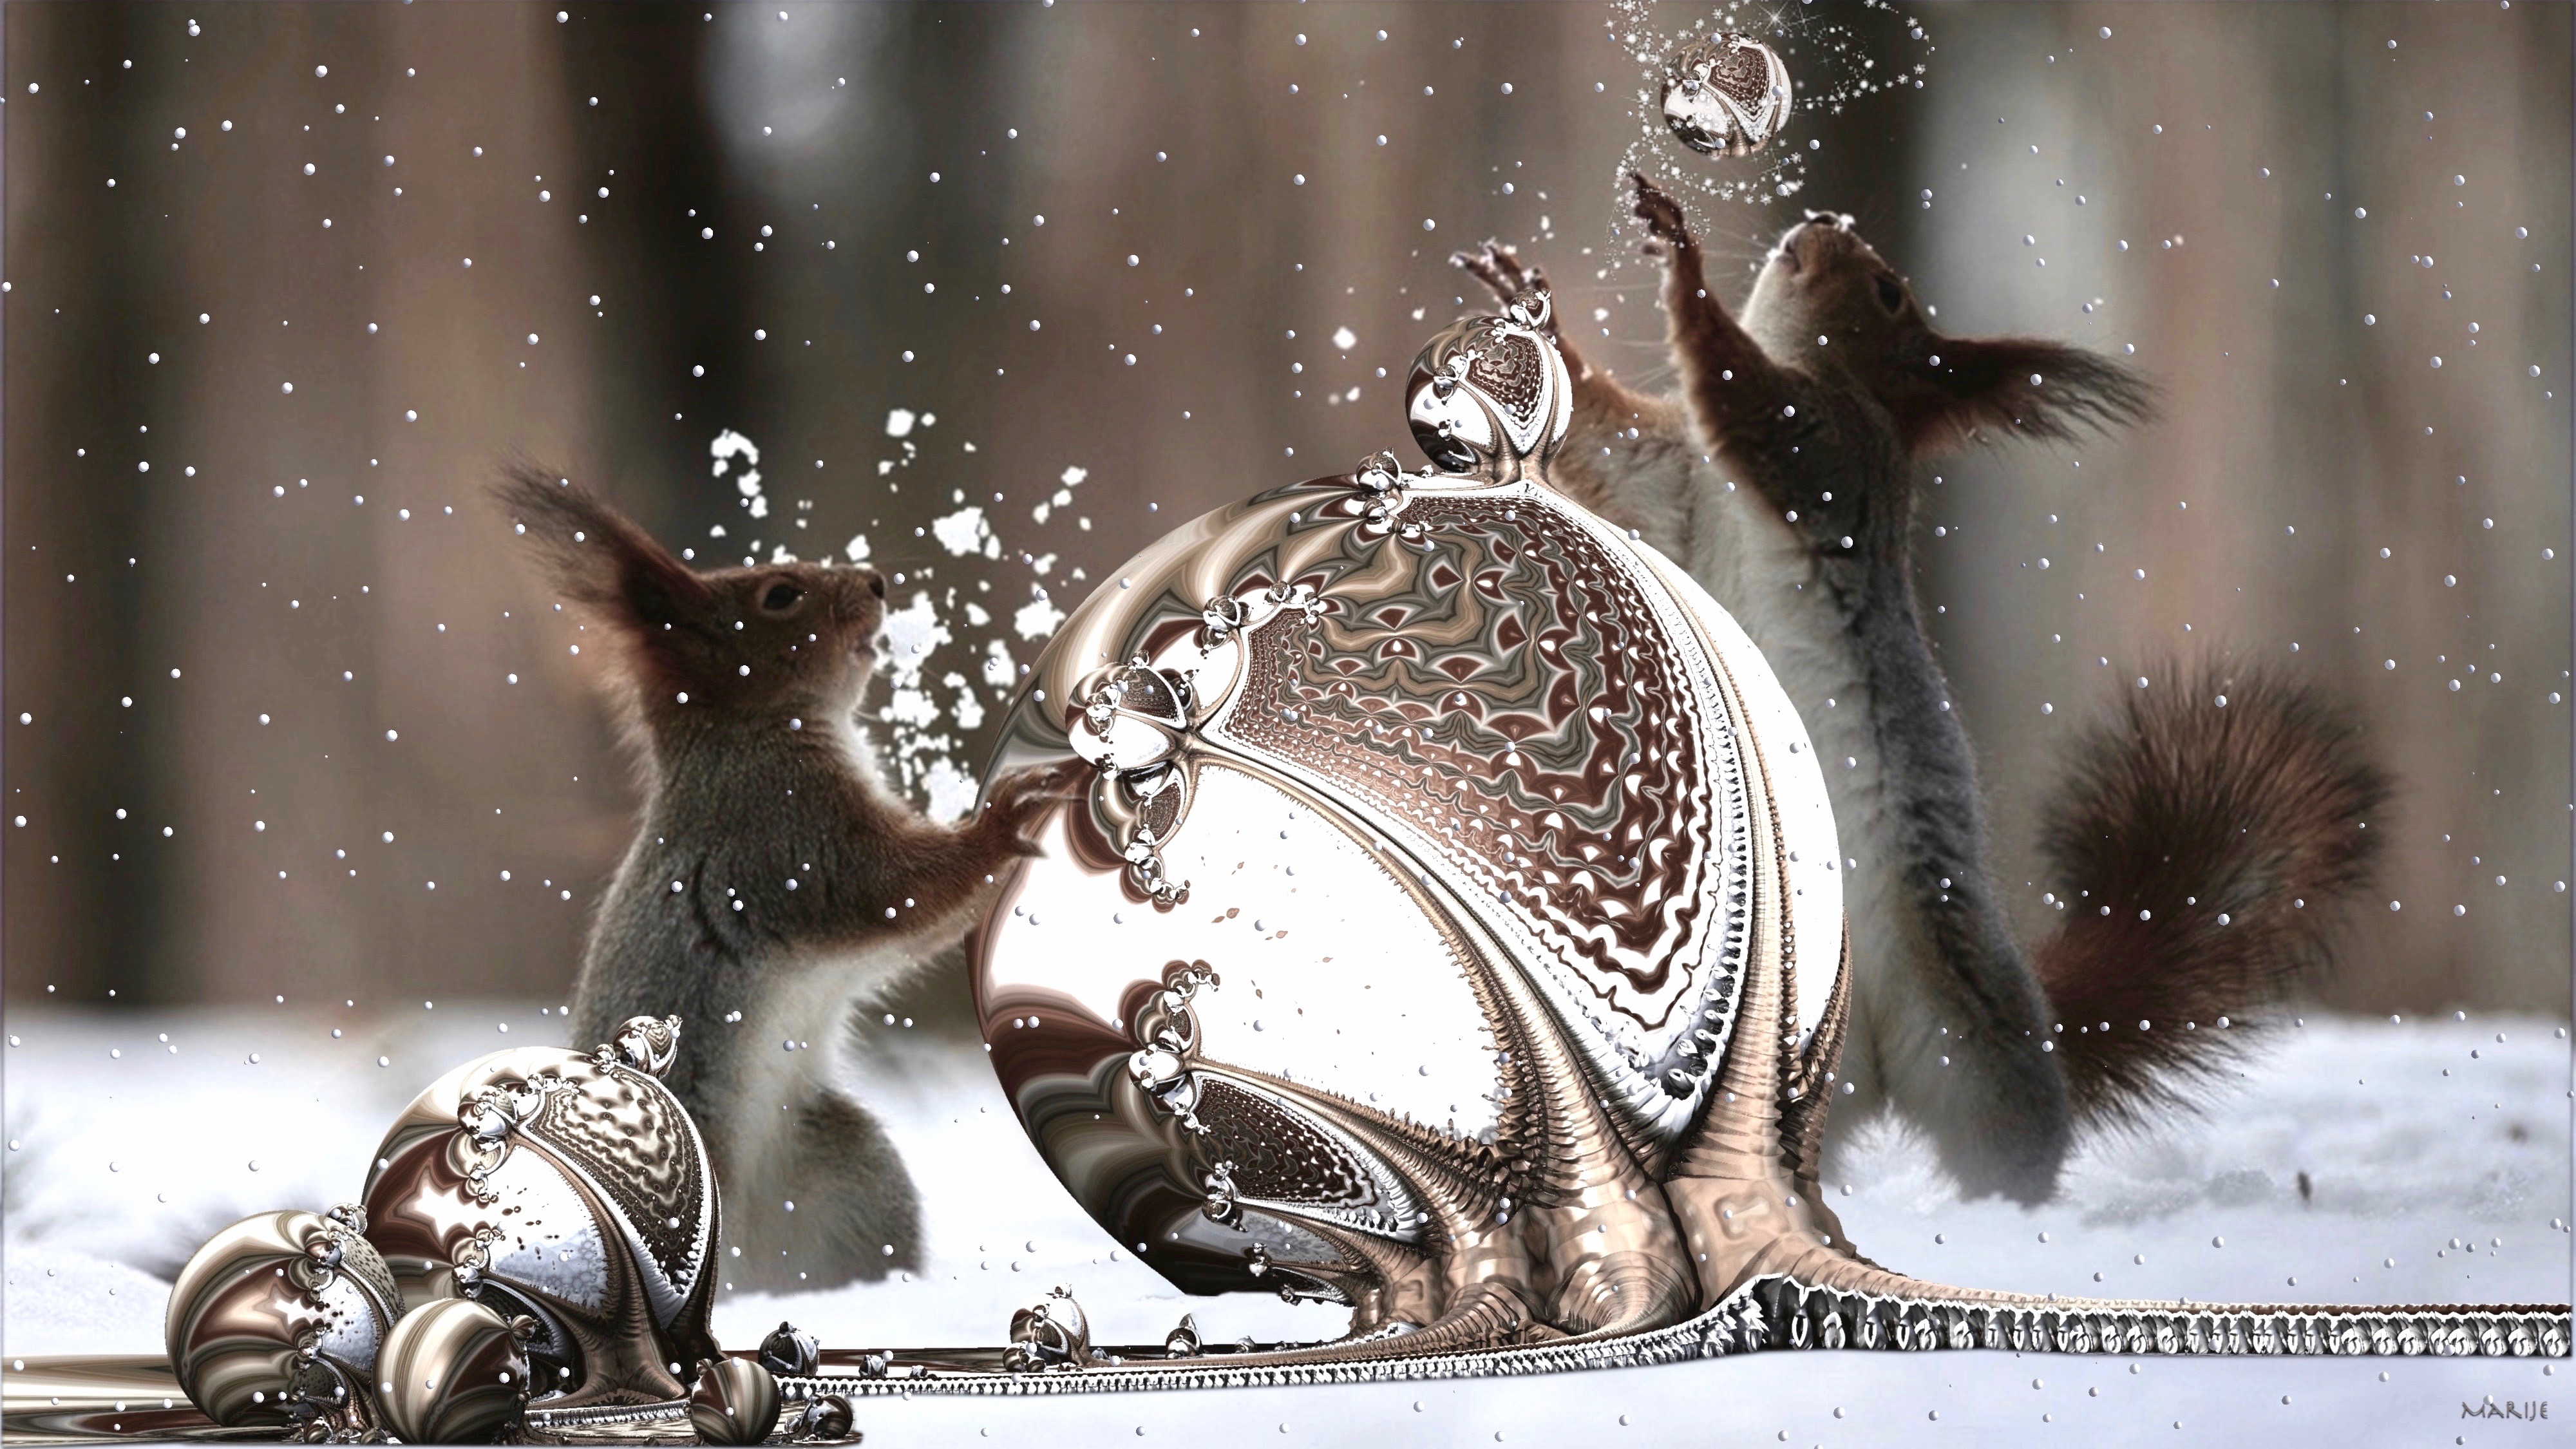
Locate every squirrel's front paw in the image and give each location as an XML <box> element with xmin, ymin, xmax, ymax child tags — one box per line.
<box><xmin>1450</xmin><ymin>242</ymin><xmax>1551</xmax><ymax>317</ymax></box>
<box><xmin>979</xmin><ymin>761</ymin><xmax>1081</xmax><ymax>855</ymax></box>
<box><xmin>1628</xmin><ymin>171</ymin><xmax>1691</xmax><ymax>251</ymax></box>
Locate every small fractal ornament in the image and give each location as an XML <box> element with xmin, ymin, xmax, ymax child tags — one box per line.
<box><xmin>1660</xmin><ymin>33</ymin><xmax>1793</xmax><ymax>156</ymax></box>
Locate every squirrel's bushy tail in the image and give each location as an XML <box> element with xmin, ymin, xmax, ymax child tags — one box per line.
<box><xmin>2032</xmin><ymin>661</ymin><xmax>2389</xmax><ymax>1125</ymax></box>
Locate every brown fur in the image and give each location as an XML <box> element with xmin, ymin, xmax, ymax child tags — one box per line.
<box><xmin>2035</xmin><ymin>662</ymin><xmax>2390</xmax><ymax>1123</ymax></box>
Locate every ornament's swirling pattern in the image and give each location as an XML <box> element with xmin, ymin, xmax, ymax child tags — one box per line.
<box><xmin>530</xmin><ymin>1063</ymin><xmax>705</xmax><ymax>1291</ymax></box>
<box><xmin>1464</xmin><ymin>331</ymin><xmax>1547</xmax><ymax>422</ymax></box>
<box><xmin>1658</xmin><ymin>34</ymin><xmax>1793</xmax><ymax>157</ymax></box>
<box><xmin>1227</xmin><ymin>498</ymin><xmax>1729</xmax><ymax>1028</ymax></box>
<box><xmin>1193</xmin><ymin>1077</ymin><xmax>1417</xmax><ymax>1240</ymax></box>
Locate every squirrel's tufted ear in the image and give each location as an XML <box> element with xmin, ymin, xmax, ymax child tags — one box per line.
<box><xmin>1895</xmin><ymin>336</ymin><xmax>2156</xmax><ymax>457</ymax></box>
<box><xmin>492</xmin><ymin>462</ymin><xmax>715</xmax><ymax>638</ymax></box>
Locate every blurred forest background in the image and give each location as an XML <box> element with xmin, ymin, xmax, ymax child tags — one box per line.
<box><xmin>5</xmin><ymin>2</ymin><xmax>2568</xmax><ymax>1018</ymax></box>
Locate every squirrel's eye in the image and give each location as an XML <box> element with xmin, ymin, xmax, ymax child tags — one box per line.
<box><xmin>1873</xmin><ymin>274</ymin><xmax>1906</xmax><ymax>315</ymax></box>
<box><xmin>759</xmin><ymin>582</ymin><xmax>804</xmax><ymax>613</ymax></box>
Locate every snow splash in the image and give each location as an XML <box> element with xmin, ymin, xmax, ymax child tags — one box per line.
<box><xmin>712</xmin><ymin>427</ymin><xmax>766</xmax><ymax>520</ymax></box>
<box><xmin>705</xmin><ymin>430</ymin><xmax>1086</xmax><ymax>822</ymax></box>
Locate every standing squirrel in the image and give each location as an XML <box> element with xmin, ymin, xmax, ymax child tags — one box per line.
<box><xmin>1455</xmin><ymin>175</ymin><xmax>2387</xmax><ymax>1203</ymax></box>
<box><xmin>498</xmin><ymin>466</ymin><xmax>1066</xmax><ymax>1289</ymax></box>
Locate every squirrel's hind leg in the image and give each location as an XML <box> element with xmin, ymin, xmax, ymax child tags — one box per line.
<box><xmin>721</xmin><ymin>1088</ymin><xmax>925</xmax><ymax>1292</ymax></box>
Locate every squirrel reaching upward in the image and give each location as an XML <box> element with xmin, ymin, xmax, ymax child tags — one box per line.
<box><xmin>1455</xmin><ymin>176</ymin><xmax>2387</xmax><ymax>1203</ymax></box>
<box><xmin>497</xmin><ymin>466</ymin><xmax>1065</xmax><ymax>1289</ymax></box>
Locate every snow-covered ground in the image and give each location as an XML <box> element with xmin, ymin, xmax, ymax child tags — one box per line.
<box><xmin>6</xmin><ymin>1003</ymin><xmax>2569</xmax><ymax>1444</ymax></box>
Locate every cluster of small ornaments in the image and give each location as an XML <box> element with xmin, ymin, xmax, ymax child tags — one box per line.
<box><xmin>160</xmin><ymin>1016</ymin><xmax>858</xmax><ymax>1444</ymax></box>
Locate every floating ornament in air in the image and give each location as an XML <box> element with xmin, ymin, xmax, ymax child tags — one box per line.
<box><xmin>1660</xmin><ymin>33</ymin><xmax>1793</xmax><ymax>156</ymax></box>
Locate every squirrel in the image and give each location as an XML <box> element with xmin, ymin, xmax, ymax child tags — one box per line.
<box><xmin>1453</xmin><ymin>175</ymin><xmax>2388</xmax><ymax>1204</ymax></box>
<box><xmin>496</xmin><ymin>465</ymin><xmax>1067</xmax><ymax>1289</ymax></box>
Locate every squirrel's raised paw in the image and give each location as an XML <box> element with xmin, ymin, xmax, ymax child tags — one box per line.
<box><xmin>1450</xmin><ymin>242</ymin><xmax>1551</xmax><ymax>316</ymax></box>
<box><xmin>1628</xmin><ymin>171</ymin><xmax>1692</xmax><ymax>252</ymax></box>
<box><xmin>978</xmin><ymin>760</ymin><xmax>1082</xmax><ymax>856</ymax></box>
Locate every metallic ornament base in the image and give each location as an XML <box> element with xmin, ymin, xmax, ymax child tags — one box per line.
<box><xmin>11</xmin><ymin>1284</ymin><xmax>2570</xmax><ymax>1443</ymax></box>
<box><xmin>778</xmin><ymin>1285</ymin><xmax>2573</xmax><ymax>1397</ymax></box>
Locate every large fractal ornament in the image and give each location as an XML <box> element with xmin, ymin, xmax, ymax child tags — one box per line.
<box><xmin>944</xmin><ymin>286</ymin><xmax>2571</xmax><ymax>1387</ymax></box>
<box><xmin>980</xmin><ymin>287</ymin><xmax>1846</xmax><ymax>1341</ymax></box>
